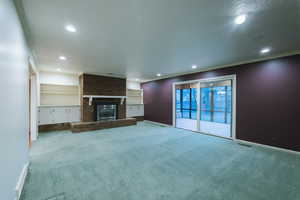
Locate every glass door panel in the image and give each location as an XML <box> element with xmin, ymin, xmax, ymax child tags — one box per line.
<box><xmin>176</xmin><ymin>89</ymin><xmax>182</xmax><ymax>118</ymax></box>
<box><xmin>175</xmin><ymin>84</ymin><xmax>198</xmax><ymax>131</ymax></box>
<box><xmin>191</xmin><ymin>88</ymin><xmax>197</xmax><ymax>119</ymax></box>
<box><xmin>182</xmin><ymin>89</ymin><xmax>191</xmax><ymax>118</ymax></box>
<box><xmin>199</xmin><ymin>80</ymin><xmax>232</xmax><ymax>138</ymax></box>
<box><xmin>200</xmin><ymin>87</ymin><xmax>212</xmax><ymax>121</ymax></box>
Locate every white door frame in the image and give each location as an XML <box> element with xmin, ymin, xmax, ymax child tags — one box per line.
<box><xmin>172</xmin><ymin>74</ymin><xmax>237</xmax><ymax>140</ymax></box>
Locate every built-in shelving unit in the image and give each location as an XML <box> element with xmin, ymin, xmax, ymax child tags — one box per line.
<box><xmin>40</xmin><ymin>84</ymin><xmax>80</xmax><ymax>106</ymax></box>
<box><xmin>39</xmin><ymin>84</ymin><xmax>81</xmax><ymax>126</ymax></box>
<box><xmin>126</xmin><ymin>89</ymin><xmax>144</xmax><ymax>118</ymax></box>
<box><xmin>126</xmin><ymin>89</ymin><xmax>143</xmax><ymax>105</ymax></box>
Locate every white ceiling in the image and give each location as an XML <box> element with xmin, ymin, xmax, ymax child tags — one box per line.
<box><xmin>18</xmin><ymin>0</ymin><xmax>300</xmax><ymax>81</ymax></box>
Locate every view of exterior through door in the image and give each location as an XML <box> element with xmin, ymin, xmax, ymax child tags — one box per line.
<box><xmin>175</xmin><ymin>83</ymin><xmax>198</xmax><ymax>131</ymax></box>
<box><xmin>199</xmin><ymin>80</ymin><xmax>232</xmax><ymax>138</ymax></box>
<box><xmin>174</xmin><ymin>76</ymin><xmax>234</xmax><ymax>138</ymax></box>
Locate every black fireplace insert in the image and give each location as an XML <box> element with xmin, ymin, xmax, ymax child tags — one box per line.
<box><xmin>94</xmin><ymin>102</ymin><xmax>118</xmax><ymax>121</ymax></box>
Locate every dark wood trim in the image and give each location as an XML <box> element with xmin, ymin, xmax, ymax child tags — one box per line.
<box><xmin>133</xmin><ymin>116</ymin><xmax>144</xmax><ymax>121</ymax></box>
<box><xmin>39</xmin><ymin>123</ymin><xmax>71</xmax><ymax>132</ymax></box>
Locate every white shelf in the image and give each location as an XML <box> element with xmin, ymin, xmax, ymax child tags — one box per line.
<box><xmin>40</xmin><ymin>84</ymin><xmax>80</xmax><ymax>106</ymax></box>
<box><xmin>83</xmin><ymin>95</ymin><xmax>127</xmax><ymax>98</ymax></box>
<box><xmin>127</xmin><ymin>95</ymin><xmax>142</xmax><ymax>97</ymax></box>
<box><xmin>41</xmin><ymin>92</ymin><xmax>78</xmax><ymax>95</ymax></box>
<box><xmin>127</xmin><ymin>89</ymin><xmax>143</xmax><ymax>105</ymax></box>
<box><xmin>126</xmin><ymin>89</ymin><xmax>144</xmax><ymax>117</ymax></box>
<box><xmin>39</xmin><ymin>105</ymin><xmax>80</xmax><ymax>107</ymax></box>
<box><xmin>127</xmin><ymin>88</ymin><xmax>143</xmax><ymax>91</ymax></box>
<box><xmin>40</xmin><ymin>84</ymin><xmax>79</xmax><ymax>94</ymax></box>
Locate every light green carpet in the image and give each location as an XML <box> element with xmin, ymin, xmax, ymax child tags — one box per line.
<box><xmin>21</xmin><ymin>122</ymin><xmax>300</xmax><ymax>200</ymax></box>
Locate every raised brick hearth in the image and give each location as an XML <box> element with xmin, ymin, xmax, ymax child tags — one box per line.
<box><xmin>71</xmin><ymin>118</ymin><xmax>137</xmax><ymax>133</ymax></box>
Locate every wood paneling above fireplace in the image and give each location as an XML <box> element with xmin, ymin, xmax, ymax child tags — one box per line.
<box><xmin>80</xmin><ymin>74</ymin><xmax>126</xmax><ymax>122</ymax></box>
<box><xmin>82</xmin><ymin>74</ymin><xmax>126</xmax><ymax>96</ymax></box>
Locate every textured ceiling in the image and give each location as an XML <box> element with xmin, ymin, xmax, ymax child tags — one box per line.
<box><xmin>18</xmin><ymin>0</ymin><xmax>300</xmax><ymax>81</ymax></box>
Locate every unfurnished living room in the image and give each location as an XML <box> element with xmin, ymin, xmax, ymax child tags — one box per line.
<box><xmin>1</xmin><ymin>0</ymin><xmax>300</xmax><ymax>200</ymax></box>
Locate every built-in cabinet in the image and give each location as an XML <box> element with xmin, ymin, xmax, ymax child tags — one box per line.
<box><xmin>127</xmin><ymin>104</ymin><xmax>144</xmax><ymax>117</ymax></box>
<box><xmin>126</xmin><ymin>89</ymin><xmax>144</xmax><ymax>118</ymax></box>
<box><xmin>38</xmin><ymin>106</ymin><xmax>80</xmax><ymax>125</ymax></box>
<box><xmin>39</xmin><ymin>82</ymin><xmax>81</xmax><ymax>125</ymax></box>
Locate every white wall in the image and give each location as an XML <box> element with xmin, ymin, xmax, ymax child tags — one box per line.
<box><xmin>0</xmin><ymin>0</ymin><xmax>30</xmax><ymax>199</ymax></box>
<box><xmin>127</xmin><ymin>80</ymin><xmax>141</xmax><ymax>90</ymax></box>
<box><xmin>39</xmin><ymin>71</ymin><xmax>79</xmax><ymax>86</ymax></box>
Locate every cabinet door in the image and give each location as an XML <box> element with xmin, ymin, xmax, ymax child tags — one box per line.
<box><xmin>134</xmin><ymin>105</ymin><xmax>143</xmax><ymax>116</ymax></box>
<box><xmin>52</xmin><ymin>107</ymin><xmax>68</xmax><ymax>123</ymax></box>
<box><xmin>138</xmin><ymin>105</ymin><xmax>144</xmax><ymax>116</ymax></box>
<box><xmin>70</xmin><ymin>107</ymin><xmax>80</xmax><ymax>122</ymax></box>
<box><xmin>133</xmin><ymin>106</ymin><xmax>139</xmax><ymax>116</ymax></box>
<box><xmin>126</xmin><ymin>105</ymin><xmax>145</xmax><ymax>117</ymax></box>
<box><xmin>65</xmin><ymin>107</ymin><xmax>72</xmax><ymax>123</ymax></box>
<box><xmin>126</xmin><ymin>106</ymin><xmax>130</xmax><ymax>117</ymax></box>
<box><xmin>126</xmin><ymin>105</ymin><xmax>134</xmax><ymax>117</ymax></box>
<box><xmin>38</xmin><ymin>107</ymin><xmax>53</xmax><ymax>125</ymax></box>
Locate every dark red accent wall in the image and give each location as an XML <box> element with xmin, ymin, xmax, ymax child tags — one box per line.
<box><xmin>142</xmin><ymin>55</ymin><xmax>300</xmax><ymax>152</ymax></box>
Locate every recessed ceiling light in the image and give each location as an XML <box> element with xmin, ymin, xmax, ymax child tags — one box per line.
<box><xmin>65</xmin><ymin>25</ymin><xmax>77</xmax><ymax>33</ymax></box>
<box><xmin>192</xmin><ymin>65</ymin><xmax>197</xmax><ymax>69</ymax></box>
<box><xmin>59</xmin><ymin>56</ymin><xmax>66</xmax><ymax>60</ymax></box>
<box><xmin>135</xmin><ymin>78</ymin><xmax>140</xmax><ymax>81</ymax></box>
<box><xmin>56</xmin><ymin>68</ymin><xmax>61</xmax><ymax>72</ymax></box>
<box><xmin>260</xmin><ymin>47</ymin><xmax>271</xmax><ymax>54</ymax></box>
<box><xmin>235</xmin><ymin>15</ymin><xmax>246</xmax><ymax>25</ymax></box>
<box><xmin>157</xmin><ymin>73</ymin><xmax>161</xmax><ymax>77</ymax></box>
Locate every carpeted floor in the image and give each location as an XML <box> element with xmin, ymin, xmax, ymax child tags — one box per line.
<box><xmin>21</xmin><ymin>122</ymin><xmax>300</xmax><ymax>200</ymax></box>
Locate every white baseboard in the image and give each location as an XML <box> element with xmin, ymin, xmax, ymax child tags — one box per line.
<box><xmin>144</xmin><ymin>120</ymin><xmax>172</xmax><ymax>127</ymax></box>
<box><xmin>236</xmin><ymin>139</ymin><xmax>300</xmax><ymax>155</ymax></box>
<box><xmin>15</xmin><ymin>162</ymin><xmax>29</xmax><ymax>200</ymax></box>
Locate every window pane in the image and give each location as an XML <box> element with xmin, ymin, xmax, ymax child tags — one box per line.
<box><xmin>226</xmin><ymin>86</ymin><xmax>232</xmax><ymax>113</ymax></box>
<box><xmin>212</xmin><ymin>87</ymin><xmax>225</xmax><ymax>123</ymax></box>
<box><xmin>182</xmin><ymin>89</ymin><xmax>190</xmax><ymax>109</ymax></box>
<box><xmin>214</xmin><ymin>87</ymin><xmax>226</xmax><ymax>112</ymax></box>
<box><xmin>191</xmin><ymin>110</ymin><xmax>197</xmax><ymax>119</ymax></box>
<box><xmin>182</xmin><ymin>110</ymin><xmax>190</xmax><ymax>118</ymax></box>
<box><xmin>191</xmin><ymin>88</ymin><xmax>197</xmax><ymax>110</ymax></box>
<box><xmin>201</xmin><ymin>111</ymin><xmax>211</xmax><ymax>121</ymax></box>
<box><xmin>226</xmin><ymin>112</ymin><xmax>231</xmax><ymax>124</ymax></box>
<box><xmin>213</xmin><ymin>111</ymin><xmax>225</xmax><ymax>123</ymax></box>
<box><xmin>201</xmin><ymin>88</ymin><xmax>211</xmax><ymax>111</ymax></box>
<box><xmin>176</xmin><ymin>109</ymin><xmax>182</xmax><ymax>118</ymax></box>
<box><xmin>176</xmin><ymin>89</ymin><xmax>181</xmax><ymax>110</ymax></box>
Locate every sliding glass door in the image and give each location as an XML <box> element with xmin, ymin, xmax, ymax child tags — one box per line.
<box><xmin>174</xmin><ymin>77</ymin><xmax>234</xmax><ymax>138</ymax></box>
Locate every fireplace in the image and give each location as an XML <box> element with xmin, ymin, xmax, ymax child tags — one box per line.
<box><xmin>94</xmin><ymin>102</ymin><xmax>118</xmax><ymax>121</ymax></box>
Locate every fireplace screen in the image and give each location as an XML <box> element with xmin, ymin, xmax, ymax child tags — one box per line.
<box><xmin>96</xmin><ymin>104</ymin><xmax>117</xmax><ymax>121</ymax></box>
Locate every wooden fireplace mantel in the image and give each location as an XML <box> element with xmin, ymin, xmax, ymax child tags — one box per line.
<box><xmin>83</xmin><ymin>95</ymin><xmax>127</xmax><ymax>106</ymax></box>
